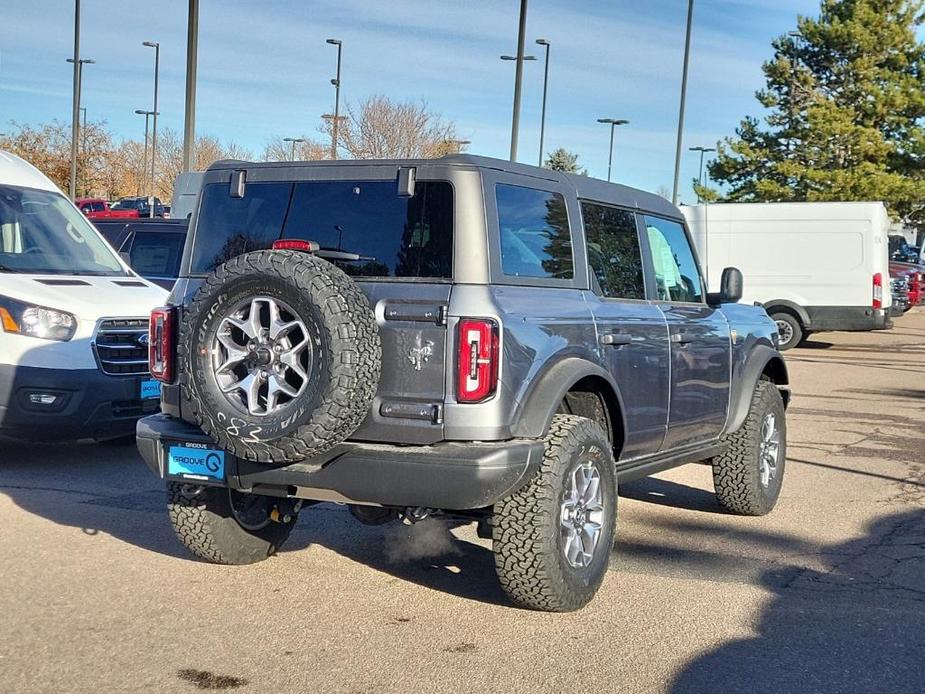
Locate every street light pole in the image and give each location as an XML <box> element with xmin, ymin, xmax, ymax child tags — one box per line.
<box><xmin>509</xmin><ymin>0</ymin><xmax>529</xmax><ymax>162</ymax></box>
<box><xmin>67</xmin><ymin>57</ymin><xmax>94</xmax><ymax>194</ymax></box>
<box><xmin>143</xmin><ymin>41</ymin><xmax>160</xmax><ymax>217</ymax></box>
<box><xmin>80</xmin><ymin>106</ymin><xmax>87</xmax><ymax>194</ymax></box>
<box><xmin>535</xmin><ymin>38</ymin><xmax>551</xmax><ymax>167</ymax></box>
<box><xmin>182</xmin><ymin>0</ymin><xmax>199</xmax><ymax>172</ymax></box>
<box><xmin>135</xmin><ymin>110</ymin><xmax>155</xmax><ymax>198</ymax></box>
<box><xmin>597</xmin><ymin>118</ymin><xmax>629</xmax><ymax>182</ymax></box>
<box><xmin>689</xmin><ymin>146</ymin><xmax>716</xmax><ymax>202</ymax></box>
<box><xmin>672</xmin><ymin>0</ymin><xmax>695</xmax><ymax>206</ymax></box>
<box><xmin>283</xmin><ymin>137</ymin><xmax>306</xmax><ymax>161</ymax></box>
<box><xmin>69</xmin><ymin>0</ymin><xmax>81</xmax><ymax>199</ymax></box>
<box><xmin>326</xmin><ymin>39</ymin><xmax>342</xmax><ymax>160</ymax></box>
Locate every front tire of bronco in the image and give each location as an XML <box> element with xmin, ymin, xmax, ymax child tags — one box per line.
<box><xmin>492</xmin><ymin>414</ymin><xmax>617</xmax><ymax>612</ymax></box>
<box><xmin>711</xmin><ymin>380</ymin><xmax>787</xmax><ymax>516</ymax></box>
<box><xmin>167</xmin><ymin>482</ymin><xmax>299</xmax><ymax>564</ymax></box>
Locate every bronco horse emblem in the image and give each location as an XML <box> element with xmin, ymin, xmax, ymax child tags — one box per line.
<box><xmin>408</xmin><ymin>339</ymin><xmax>435</xmax><ymax>371</ymax></box>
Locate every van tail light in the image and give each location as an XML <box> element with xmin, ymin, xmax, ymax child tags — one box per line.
<box><xmin>456</xmin><ymin>318</ymin><xmax>499</xmax><ymax>403</ymax></box>
<box><xmin>149</xmin><ymin>306</ymin><xmax>176</xmax><ymax>383</ymax></box>
<box><xmin>873</xmin><ymin>273</ymin><xmax>883</xmax><ymax>310</ymax></box>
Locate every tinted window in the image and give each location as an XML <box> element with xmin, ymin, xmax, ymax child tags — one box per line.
<box><xmin>582</xmin><ymin>203</ymin><xmax>645</xmax><ymax>300</ymax></box>
<box><xmin>190</xmin><ymin>182</ymin><xmax>293</xmax><ymax>272</ymax></box>
<box><xmin>92</xmin><ymin>201</ymin><xmax>106</xmax><ymax>212</ymax></box>
<box><xmin>643</xmin><ymin>216</ymin><xmax>703</xmax><ymax>303</ymax></box>
<box><xmin>496</xmin><ymin>184</ymin><xmax>572</xmax><ymax>280</ymax></box>
<box><xmin>129</xmin><ymin>231</ymin><xmax>185</xmax><ymax>278</ymax></box>
<box><xmin>282</xmin><ymin>181</ymin><xmax>453</xmax><ymax>278</ymax></box>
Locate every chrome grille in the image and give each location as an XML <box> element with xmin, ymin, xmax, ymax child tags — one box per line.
<box><xmin>94</xmin><ymin>318</ymin><xmax>150</xmax><ymax>376</ymax></box>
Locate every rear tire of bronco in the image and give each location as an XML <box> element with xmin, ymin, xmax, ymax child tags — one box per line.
<box><xmin>167</xmin><ymin>482</ymin><xmax>298</xmax><ymax>564</ymax></box>
<box><xmin>178</xmin><ymin>250</ymin><xmax>381</xmax><ymax>463</ymax></box>
<box><xmin>711</xmin><ymin>380</ymin><xmax>786</xmax><ymax>516</ymax></box>
<box><xmin>492</xmin><ymin>414</ymin><xmax>617</xmax><ymax>612</ymax></box>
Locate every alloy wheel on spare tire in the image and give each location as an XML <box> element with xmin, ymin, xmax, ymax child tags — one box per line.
<box><xmin>179</xmin><ymin>250</ymin><xmax>381</xmax><ymax>463</ymax></box>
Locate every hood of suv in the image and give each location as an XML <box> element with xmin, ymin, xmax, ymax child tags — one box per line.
<box><xmin>0</xmin><ymin>274</ymin><xmax>167</xmax><ymax>321</ymax></box>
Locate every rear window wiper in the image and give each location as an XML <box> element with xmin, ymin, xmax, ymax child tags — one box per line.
<box><xmin>315</xmin><ymin>249</ymin><xmax>375</xmax><ymax>262</ymax></box>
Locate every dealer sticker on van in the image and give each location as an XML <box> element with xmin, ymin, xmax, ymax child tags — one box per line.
<box><xmin>168</xmin><ymin>445</ymin><xmax>225</xmax><ymax>481</ymax></box>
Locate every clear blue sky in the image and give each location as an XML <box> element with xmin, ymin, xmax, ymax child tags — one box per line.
<box><xmin>1</xmin><ymin>0</ymin><xmax>820</xmax><ymax>202</ymax></box>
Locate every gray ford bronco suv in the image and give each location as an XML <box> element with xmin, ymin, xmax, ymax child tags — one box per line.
<box><xmin>137</xmin><ymin>155</ymin><xmax>790</xmax><ymax>612</ymax></box>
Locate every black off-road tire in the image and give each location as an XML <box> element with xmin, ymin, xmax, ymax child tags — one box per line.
<box><xmin>711</xmin><ymin>380</ymin><xmax>787</xmax><ymax>516</ymax></box>
<box><xmin>492</xmin><ymin>414</ymin><xmax>617</xmax><ymax>612</ymax></box>
<box><xmin>770</xmin><ymin>312</ymin><xmax>803</xmax><ymax>351</ymax></box>
<box><xmin>167</xmin><ymin>482</ymin><xmax>297</xmax><ymax>564</ymax></box>
<box><xmin>179</xmin><ymin>250</ymin><xmax>381</xmax><ymax>463</ymax></box>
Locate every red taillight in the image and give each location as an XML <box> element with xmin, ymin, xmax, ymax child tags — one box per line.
<box><xmin>456</xmin><ymin>318</ymin><xmax>499</xmax><ymax>403</ymax></box>
<box><xmin>149</xmin><ymin>306</ymin><xmax>176</xmax><ymax>383</ymax></box>
<box><xmin>873</xmin><ymin>273</ymin><xmax>883</xmax><ymax>310</ymax></box>
<box><xmin>272</xmin><ymin>239</ymin><xmax>319</xmax><ymax>252</ymax></box>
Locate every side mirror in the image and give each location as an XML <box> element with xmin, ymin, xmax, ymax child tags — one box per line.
<box><xmin>708</xmin><ymin>266</ymin><xmax>743</xmax><ymax>305</ymax></box>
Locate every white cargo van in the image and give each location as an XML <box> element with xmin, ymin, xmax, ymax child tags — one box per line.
<box><xmin>0</xmin><ymin>151</ymin><xmax>167</xmax><ymax>442</ymax></box>
<box><xmin>682</xmin><ymin>202</ymin><xmax>893</xmax><ymax>349</ymax></box>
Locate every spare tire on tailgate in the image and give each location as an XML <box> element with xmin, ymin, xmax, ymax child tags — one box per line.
<box><xmin>179</xmin><ymin>249</ymin><xmax>381</xmax><ymax>463</ymax></box>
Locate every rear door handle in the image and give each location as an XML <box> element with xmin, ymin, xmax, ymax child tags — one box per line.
<box><xmin>600</xmin><ymin>332</ymin><xmax>633</xmax><ymax>347</ymax></box>
<box><xmin>671</xmin><ymin>332</ymin><xmax>696</xmax><ymax>345</ymax></box>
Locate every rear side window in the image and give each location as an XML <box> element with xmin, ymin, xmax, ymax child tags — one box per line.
<box><xmin>581</xmin><ymin>203</ymin><xmax>645</xmax><ymax>300</ymax></box>
<box><xmin>129</xmin><ymin>231</ymin><xmax>185</xmax><ymax>278</ymax></box>
<box><xmin>496</xmin><ymin>183</ymin><xmax>573</xmax><ymax>280</ymax></box>
<box><xmin>282</xmin><ymin>181</ymin><xmax>453</xmax><ymax>278</ymax></box>
<box><xmin>190</xmin><ymin>182</ymin><xmax>293</xmax><ymax>273</ymax></box>
<box><xmin>643</xmin><ymin>215</ymin><xmax>703</xmax><ymax>303</ymax></box>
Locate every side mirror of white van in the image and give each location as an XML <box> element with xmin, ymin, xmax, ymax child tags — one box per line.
<box><xmin>708</xmin><ymin>267</ymin><xmax>743</xmax><ymax>306</ymax></box>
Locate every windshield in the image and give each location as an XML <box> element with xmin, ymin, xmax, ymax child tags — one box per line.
<box><xmin>0</xmin><ymin>185</ymin><xmax>127</xmax><ymax>275</ymax></box>
<box><xmin>111</xmin><ymin>199</ymin><xmax>140</xmax><ymax>210</ymax></box>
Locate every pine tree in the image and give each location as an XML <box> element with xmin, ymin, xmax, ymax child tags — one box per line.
<box><xmin>544</xmin><ymin>148</ymin><xmax>582</xmax><ymax>173</ymax></box>
<box><xmin>709</xmin><ymin>0</ymin><xmax>925</xmax><ymax>226</ymax></box>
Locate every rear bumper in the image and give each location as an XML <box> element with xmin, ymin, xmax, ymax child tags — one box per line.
<box><xmin>136</xmin><ymin>414</ymin><xmax>544</xmax><ymax>511</ymax></box>
<box><xmin>0</xmin><ymin>364</ymin><xmax>159</xmax><ymax>442</ymax></box>
<box><xmin>805</xmin><ymin>306</ymin><xmax>892</xmax><ymax>332</ymax></box>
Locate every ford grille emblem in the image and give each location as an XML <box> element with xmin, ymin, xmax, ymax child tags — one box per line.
<box><xmin>137</xmin><ymin>333</ymin><xmax>150</xmax><ymax>347</ymax></box>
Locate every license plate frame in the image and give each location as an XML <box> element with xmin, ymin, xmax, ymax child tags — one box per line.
<box><xmin>167</xmin><ymin>443</ymin><xmax>226</xmax><ymax>483</ymax></box>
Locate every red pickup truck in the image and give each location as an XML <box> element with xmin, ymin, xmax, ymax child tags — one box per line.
<box><xmin>76</xmin><ymin>198</ymin><xmax>140</xmax><ymax>220</ymax></box>
<box><xmin>890</xmin><ymin>260</ymin><xmax>925</xmax><ymax>309</ymax></box>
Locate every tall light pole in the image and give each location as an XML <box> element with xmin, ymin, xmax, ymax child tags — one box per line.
<box><xmin>79</xmin><ymin>106</ymin><xmax>87</xmax><ymax>194</ymax></box>
<box><xmin>143</xmin><ymin>41</ymin><xmax>160</xmax><ymax>217</ymax></box>
<box><xmin>672</xmin><ymin>0</ymin><xmax>695</xmax><ymax>205</ymax></box>
<box><xmin>597</xmin><ymin>118</ymin><xmax>629</xmax><ymax>182</ymax></box>
<box><xmin>135</xmin><ymin>110</ymin><xmax>156</xmax><ymax>198</ymax></box>
<box><xmin>183</xmin><ymin>0</ymin><xmax>199</xmax><ymax>172</ymax></box>
<box><xmin>326</xmin><ymin>39</ymin><xmax>343</xmax><ymax>159</ymax></box>
<box><xmin>689</xmin><ymin>146</ymin><xmax>716</xmax><ymax>202</ymax></box>
<box><xmin>535</xmin><ymin>38</ymin><xmax>551</xmax><ymax>167</ymax></box>
<box><xmin>283</xmin><ymin>137</ymin><xmax>306</xmax><ymax>161</ymax></box>
<box><xmin>68</xmin><ymin>0</ymin><xmax>81</xmax><ymax>199</ymax></box>
<box><xmin>67</xmin><ymin>57</ymin><xmax>94</xmax><ymax>194</ymax></box>
<box><xmin>508</xmin><ymin>0</ymin><xmax>529</xmax><ymax>162</ymax></box>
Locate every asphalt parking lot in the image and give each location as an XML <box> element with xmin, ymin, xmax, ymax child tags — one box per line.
<box><xmin>2</xmin><ymin>310</ymin><xmax>924</xmax><ymax>694</ymax></box>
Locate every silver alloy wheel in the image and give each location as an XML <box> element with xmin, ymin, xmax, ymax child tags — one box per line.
<box><xmin>560</xmin><ymin>460</ymin><xmax>606</xmax><ymax>569</ymax></box>
<box><xmin>211</xmin><ymin>296</ymin><xmax>312</xmax><ymax>416</ymax></box>
<box><xmin>775</xmin><ymin>319</ymin><xmax>794</xmax><ymax>347</ymax></box>
<box><xmin>758</xmin><ymin>412</ymin><xmax>781</xmax><ymax>488</ymax></box>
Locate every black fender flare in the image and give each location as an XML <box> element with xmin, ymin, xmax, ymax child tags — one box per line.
<box><xmin>726</xmin><ymin>345</ymin><xmax>790</xmax><ymax>434</ymax></box>
<box><xmin>511</xmin><ymin>357</ymin><xmax>627</xmax><ymax>440</ymax></box>
<box><xmin>763</xmin><ymin>300</ymin><xmax>811</xmax><ymax>330</ymax></box>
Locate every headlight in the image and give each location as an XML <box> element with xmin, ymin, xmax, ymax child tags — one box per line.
<box><xmin>0</xmin><ymin>296</ymin><xmax>77</xmax><ymax>341</ymax></box>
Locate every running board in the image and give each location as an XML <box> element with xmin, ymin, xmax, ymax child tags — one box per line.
<box><xmin>616</xmin><ymin>442</ymin><xmax>726</xmax><ymax>484</ymax></box>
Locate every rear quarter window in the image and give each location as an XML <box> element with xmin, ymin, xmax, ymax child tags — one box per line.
<box><xmin>496</xmin><ymin>183</ymin><xmax>573</xmax><ymax>280</ymax></box>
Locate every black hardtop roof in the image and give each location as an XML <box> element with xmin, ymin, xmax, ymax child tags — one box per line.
<box><xmin>207</xmin><ymin>154</ymin><xmax>681</xmax><ymax>220</ymax></box>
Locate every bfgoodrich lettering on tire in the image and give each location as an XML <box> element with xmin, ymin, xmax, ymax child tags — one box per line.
<box><xmin>711</xmin><ymin>379</ymin><xmax>787</xmax><ymax>516</ymax></box>
<box><xmin>492</xmin><ymin>414</ymin><xmax>617</xmax><ymax>612</ymax></box>
<box><xmin>179</xmin><ymin>250</ymin><xmax>381</xmax><ymax>463</ymax></box>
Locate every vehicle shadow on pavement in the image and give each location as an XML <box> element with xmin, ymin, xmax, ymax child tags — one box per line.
<box><xmin>669</xmin><ymin>509</ymin><xmax>925</xmax><ymax>694</ymax></box>
<box><xmin>620</xmin><ymin>476</ymin><xmax>727</xmax><ymax>514</ymax></box>
<box><xmin>284</xmin><ymin>506</ymin><xmax>511</xmax><ymax>606</ymax></box>
<box><xmin>0</xmin><ymin>441</ymin><xmax>192</xmax><ymax>560</ymax></box>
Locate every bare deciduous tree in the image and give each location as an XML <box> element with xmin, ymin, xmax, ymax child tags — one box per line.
<box><xmin>262</xmin><ymin>136</ymin><xmax>328</xmax><ymax>162</ymax></box>
<box><xmin>325</xmin><ymin>95</ymin><xmax>460</xmax><ymax>160</ymax></box>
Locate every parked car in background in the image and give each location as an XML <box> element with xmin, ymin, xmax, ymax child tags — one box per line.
<box><xmin>890</xmin><ymin>237</ymin><xmax>921</xmax><ymax>264</ymax></box>
<box><xmin>75</xmin><ymin>197</ymin><xmax>139</xmax><ymax>219</ymax></box>
<box><xmin>683</xmin><ymin>202</ymin><xmax>894</xmax><ymax>349</ymax></box>
<box><xmin>890</xmin><ymin>260</ymin><xmax>924</xmax><ymax>309</ymax></box>
<box><xmin>0</xmin><ymin>150</ymin><xmax>167</xmax><ymax>443</ymax></box>
<box><xmin>93</xmin><ymin>218</ymin><xmax>188</xmax><ymax>290</ymax></box>
<box><xmin>111</xmin><ymin>196</ymin><xmax>166</xmax><ymax>218</ymax></box>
